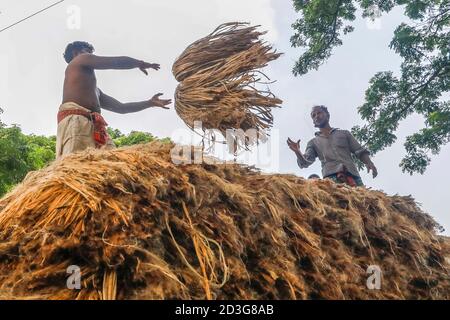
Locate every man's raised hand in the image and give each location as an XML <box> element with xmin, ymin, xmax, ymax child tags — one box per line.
<box><xmin>149</xmin><ymin>93</ymin><xmax>171</xmax><ymax>109</ymax></box>
<box><xmin>138</xmin><ymin>61</ymin><xmax>161</xmax><ymax>75</ymax></box>
<box><xmin>287</xmin><ymin>137</ymin><xmax>301</xmax><ymax>154</ymax></box>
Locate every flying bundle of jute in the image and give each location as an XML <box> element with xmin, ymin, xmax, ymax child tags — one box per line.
<box><xmin>172</xmin><ymin>22</ymin><xmax>283</xmax><ymax>152</ymax></box>
<box><xmin>0</xmin><ymin>142</ymin><xmax>448</xmax><ymax>300</ymax></box>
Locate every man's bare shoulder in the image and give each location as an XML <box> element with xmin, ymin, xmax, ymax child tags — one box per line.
<box><xmin>66</xmin><ymin>56</ymin><xmax>98</xmax><ymax>77</ymax></box>
<box><xmin>67</xmin><ymin>53</ymin><xmax>96</xmax><ymax>68</ymax></box>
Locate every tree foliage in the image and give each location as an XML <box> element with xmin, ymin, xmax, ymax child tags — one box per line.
<box><xmin>0</xmin><ymin>111</ymin><xmax>56</xmax><ymax>195</ymax></box>
<box><xmin>291</xmin><ymin>0</ymin><xmax>450</xmax><ymax>174</ymax></box>
<box><xmin>107</xmin><ymin>128</ymin><xmax>171</xmax><ymax>147</ymax></box>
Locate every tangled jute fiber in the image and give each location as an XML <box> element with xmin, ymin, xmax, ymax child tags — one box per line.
<box><xmin>0</xmin><ymin>142</ymin><xmax>448</xmax><ymax>299</ymax></box>
<box><xmin>172</xmin><ymin>22</ymin><xmax>283</xmax><ymax>152</ymax></box>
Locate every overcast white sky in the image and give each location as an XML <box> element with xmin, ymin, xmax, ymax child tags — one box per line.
<box><xmin>1</xmin><ymin>0</ymin><xmax>449</xmax><ymax>234</ymax></box>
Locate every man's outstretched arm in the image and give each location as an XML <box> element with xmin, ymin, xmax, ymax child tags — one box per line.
<box><xmin>287</xmin><ymin>138</ymin><xmax>317</xmax><ymax>168</ymax></box>
<box><xmin>72</xmin><ymin>53</ymin><xmax>160</xmax><ymax>75</ymax></box>
<box><xmin>99</xmin><ymin>90</ymin><xmax>171</xmax><ymax>114</ymax></box>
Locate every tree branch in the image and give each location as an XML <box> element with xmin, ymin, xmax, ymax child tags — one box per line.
<box><xmin>322</xmin><ymin>0</ymin><xmax>344</xmax><ymax>50</ymax></box>
<box><xmin>397</xmin><ymin>64</ymin><xmax>449</xmax><ymax>116</ymax></box>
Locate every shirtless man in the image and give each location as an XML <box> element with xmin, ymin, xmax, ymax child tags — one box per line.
<box><xmin>57</xmin><ymin>41</ymin><xmax>171</xmax><ymax>158</ymax></box>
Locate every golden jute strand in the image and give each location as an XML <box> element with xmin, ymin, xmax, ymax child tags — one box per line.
<box><xmin>102</xmin><ymin>270</ymin><xmax>117</xmax><ymax>300</ymax></box>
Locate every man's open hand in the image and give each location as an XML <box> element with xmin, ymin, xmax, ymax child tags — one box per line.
<box><xmin>138</xmin><ymin>61</ymin><xmax>161</xmax><ymax>75</ymax></box>
<box><xmin>287</xmin><ymin>137</ymin><xmax>301</xmax><ymax>154</ymax></box>
<box><xmin>149</xmin><ymin>93</ymin><xmax>171</xmax><ymax>109</ymax></box>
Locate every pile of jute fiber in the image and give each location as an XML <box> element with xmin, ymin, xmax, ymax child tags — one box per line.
<box><xmin>172</xmin><ymin>22</ymin><xmax>283</xmax><ymax>151</ymax></box>
<box><xmin>0</xmin><ymin>142</ymin><xmax>448</xmax><ymax>299</ymax></box>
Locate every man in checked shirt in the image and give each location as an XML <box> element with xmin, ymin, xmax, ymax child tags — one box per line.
<box><xmin>287</xmin><ymin>105</ymin><xmax>378</xmax><ymax>187</ymax></box>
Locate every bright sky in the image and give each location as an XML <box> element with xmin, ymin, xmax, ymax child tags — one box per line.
<box><xmin>1</xmin><ymin>0</ymin><xmax>449</xmax><ymax>235</ymax></box>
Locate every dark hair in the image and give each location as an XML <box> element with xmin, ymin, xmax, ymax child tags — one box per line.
<box><xmin>308</xmin><ymin>174</ymin><xmax>320</xmax><ymax>179</ymax></box>
<box><xmin>63</xmin><ymin>41</ymin><xmax>94</xmax><ymax>63</ymax></box>
<box><xmin>312</xmin><ymin>105</ymin><xmax>330</xmax><ymax>117</ymax></box>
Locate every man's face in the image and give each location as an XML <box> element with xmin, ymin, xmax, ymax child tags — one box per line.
<box><xmin>311</xmin><ymin>107</ymin><xmax>329</xmax><ymax>128</ymax></box>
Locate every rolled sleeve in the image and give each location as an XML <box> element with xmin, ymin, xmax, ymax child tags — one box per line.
<box><xmin>346</xmin><ymin>130</ymin><xmax>369</xmax><ymax>158</ymax></box>
<box><xmin>297</xmin><ymin>140</ymin><xmax>317</xmax><ymax>168</ymax></box>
